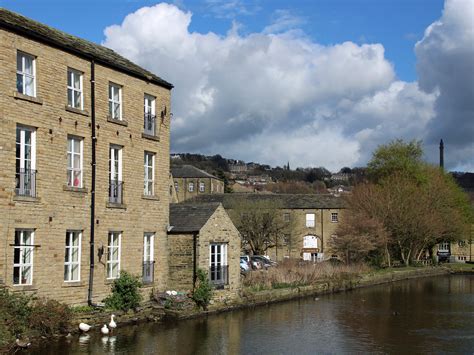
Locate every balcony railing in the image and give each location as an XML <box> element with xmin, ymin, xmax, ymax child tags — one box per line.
<box><xmin>144</xmin><ymin>113</ymin><xmax>156</xmax><ymax>136</ymax></box>
<box><xmin>209</xmin><ymin>265</ymin><xmax>228</xmax><ymax>289</ymax></box>
<box><xmin>109</xmin><ymin>180</ymin><xmax>123</xmax><ymax>204</ymax></box>
<box><xmin>15</xmin><ymin>168</ymin><xmax>36</xmax><ymax>197</ymax></box>
<box><xmin>142</xmin><ymin>261</ymin><xmax>154</xmax><ymax>284</ymax></box>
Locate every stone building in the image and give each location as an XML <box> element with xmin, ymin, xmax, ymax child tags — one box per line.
<box><xmin>171</xmin><ymin>165</ymin><xmax>224</xmax><ymax>202</ymax></box>
<box><xmin>189</xmin><ymin>194</ymin><xmax>346</xmax><ymax>262</ymax></box>
<box><xmin>168</xmin><ymin>202</ymin><xmax>241</xmax><ymax>298</ymax></box>
<box><xmin>0</xmin><ymin>9</ymin><xmax>173</xmax><ymax>304</ymax></box>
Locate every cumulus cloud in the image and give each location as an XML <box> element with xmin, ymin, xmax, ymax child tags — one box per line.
<box><xmin>103</xmin><ymin>1</ymin><xmax>471</xmax><ymax>171</ymax></box>
<box><xmin>415</xmin><ymin>0</ymin><xmax>474</xmax><ymax>171</ymax></box>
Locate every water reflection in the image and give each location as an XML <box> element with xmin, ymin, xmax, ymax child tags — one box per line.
<box><xmin>32</xmin><ymin>275</ymin><xmax>473</xmax><ymax>354</ymax></box>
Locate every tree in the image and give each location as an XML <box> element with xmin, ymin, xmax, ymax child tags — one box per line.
<box><xmin>367</xmin><ymin>139</ymin><xmax>423</xmax><ymax>182</ymax></box>
<box><xmin>228</xmin><ymin>199</ymin><xmax>287</xmax><ymax>255</ymax></box>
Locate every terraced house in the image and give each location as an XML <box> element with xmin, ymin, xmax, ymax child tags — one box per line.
<box><xmin>0</xmin><ymin>9</ymin><xmax>173</xmax><ymax>304</ymax></box>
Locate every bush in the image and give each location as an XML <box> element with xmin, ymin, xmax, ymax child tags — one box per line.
<box><xmin>0</xmin><ymin>288</ymin><xmax>32</xmax><ymax>347</ymax></box>
<box><xmin>103</xmin><ymin>271</ymin><xmax>142</xmax><ymax>311</ymax></box>
<box><xmin>192</xmin><ymin>269</ymin><xmax>213</xmax><ymax>310</ymax></box>
<box><xmin>29</xmin><ymin>298</ymin><xmax>71</xmax><ymax>336</ymax></box>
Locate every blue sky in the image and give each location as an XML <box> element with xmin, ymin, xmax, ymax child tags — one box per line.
<box><xmin>2</xmin><ymin>0</ymin><xmax>472</xmax><ymax>171</ymax></box>
<box><xmin>2</xmin><ymin>0</ymin><xmax>444</xmax><ymax>81</ymax></box>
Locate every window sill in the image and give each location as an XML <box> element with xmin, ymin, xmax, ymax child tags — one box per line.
<box><xmin>12</xmin><ymin>285</ymin><xmax>37</xmax><ymax>292</ymax></box>
<box><xmin>63</xmin><ymin>185</ymin><xmax>88</xmax><ymax>193</ymax></box>
<box><xmin>13</xmin><ymin>195</ymin><xmax>40</xmax><ymax>203</ymax></box>
<box><xmin>142</xmin><ymin>133</ymin><xmax>160</xmax><ymax>141</ymax></box>
<box><xmin>14</xmin><ymin>92</ymin><xmax>43</xmax><ymax>105</ymax></box>
<box><xmin>62</xmin><ymin>281</ymin><xmax>84</xmax><ymax>287</ymax></box>
<box><xmin>65</xmin><ymin>106</ymin><xmax>89</xmax><ymax>117</ymax></box>
<box><xmin>106</xmin><ymin>202</ymin><xmax>127</xmax><ymax>209</ymax></box>
<box><xmin>107</xmin><ymin>116</ymin><xmax>128</xmax><ymax>126</ymax></box>
<box><xmin>105</xmin><ymin>278</ymin><xmax>118</xmax><ymax>285</ymax></box>
<box><xmin>142</xmin><ymin>194</ymin><xmax>159</xmax><ymax>201</ymax></box>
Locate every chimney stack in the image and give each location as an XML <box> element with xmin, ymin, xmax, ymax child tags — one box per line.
<box><xmin>439</xmin><ymin>139</ymin><xmax>444</xmax><ymax>169</ymax></box>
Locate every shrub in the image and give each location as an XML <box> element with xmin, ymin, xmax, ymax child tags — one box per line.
<box><xmin>0</xmin><ymin>287</ymin><xmax>32</xmax><ymax>346</ymax></box>
<box><xmin>192</xmin><ymin>269</ymin><xmax>213</xmax><ymax>310</ymax></box>
<box><xmin>29</xmin><ymin>298</ymin><xmax>71</xmax><ymax>336</ymax></box>
<box><xmin>103</xmin><ymin>271</ymin><xmax>142</xmax><ymax>311</ymax></box>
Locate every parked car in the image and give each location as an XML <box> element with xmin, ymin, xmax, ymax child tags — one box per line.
<box><xmin>240</xmin><ymin>256</ymin><xmax>251</xmax><ymax>273</ymax></box>
<box><xmin>250</xmin><ymin>255</ymin><xmax>277</xmax><ymax>269</ymax></box>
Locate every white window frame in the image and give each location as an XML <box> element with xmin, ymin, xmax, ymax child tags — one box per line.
<box><xmin>209</xmin><ymin>243</ymin><xmax>228</xmax><ymax>285</ymax></box>
<box><xmin>438</xmin><ymin>242</ymin><xmax>450</xmax><ymax>252</ymax></box>
<box><xmin>16</xmin><ymin>51</ymin><xmax>36</xmax><ymax>97</ymax></box>
<box><xmin>13</xmin><ymin>229</ymin><xmax>34</xmax><ymax>286</ymax></box>
<box><xmin>109</xmin><ymin>145</ymin><xmax>123</xmax><ymax>182</ymax></box>
<box><xmin>144</xmin><ymin>94</ymin><xmax>155</xmax><ymax>115</ymax></box>
<box><xmin>306</xmin><ymin>213</ymin><xmax>315</xmax><ymax>228</ymax></box>
<box><xmin>199</xmin><ymin>181</ymin><xmax>205</xmax><ymax>192</ymax></box>
<box><xmin>107</xmin><ymin>232</ymin><xmax>121</xmax><ymax>279</ymax></box>
<box><xmin>67</xmin><ymin>136</ymin><xmax>83</xmax><ymax>188</ymax></box>
<box><xmin>283</xmin><ymin>212</ymin><xmax>290</xmax><ymax>222</ymax></box>
<box><xmin>188</xmin><ymin>182</ymin><xmax>194</xmax><ymax>192</ymax></box>
<box><xmin>64</xmin><ymin>230</ymin><xmax>81</xmax><ymax>282</ymax></box>
<box><xmin>143</xmin><ymin>233</ymin><xmax>154</xmax><ymax>262</ymax></box>
<box><xmin>16</xmin><ymin>125</ymin><xmax>36</xmax><ymax>171</ymax></box>
<box><xmin>174</xmin><ymin>181</ymin><xmax>179</xmax><ymax>192</ymax></box>
<box><xmin>67</xmin><ymin>68</ymin><xmax>83</xmax><ymax>109</ymax></box>
<box><xmin>109</xmin><ymin>83</ymin><xmax>122</xmax><ymax>120</ymax></box>
<box><xmin>144</xmin><ymin>152</ymin><xmax>155</xmax><ymax>196</ymax></box>
<box><xmin>331</xmin><ymin>212</ymin><xmax>338</xmax><ymax>223</ymax></box>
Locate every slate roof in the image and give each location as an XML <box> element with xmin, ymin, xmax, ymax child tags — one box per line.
<box><xmin>0</xmin><ymin>8</ymin><xmax>173</xmax><ymax>89</ymax></box>
<box><xmin>169</xmin><ymin>202</ymin><xmax>221</xmax><ymax>233</ymax></box>
<box><xmin>171</xmin><ymin>165</ymin><xmax>221</xmax><ymax>180</ymax></box>
<box><xmin>188</xmin><ymin>193</ymin><xmax>347</xmax><ymax>209</ymax></box>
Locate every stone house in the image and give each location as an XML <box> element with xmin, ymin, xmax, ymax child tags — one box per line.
<box><xmin>0</xmin><ymin>9</ymin><xmax>172</xmax><ymax>304</ymax></box>
<box><xmin>168</xmin><ymin>202</ymin><xmax>241</xmax><ymax>298</ymax></box>
<box><xmin>171</xmin><ymin>165</ymin><xmax>224</xmax><ymax>202</ymax></box>
<box><xmin>189</xmin><ymin>194</ymin><xmax>346</xmax><ymax>262</ymax></box>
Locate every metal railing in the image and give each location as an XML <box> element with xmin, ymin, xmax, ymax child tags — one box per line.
<box><xmin>142</xmin><ymin>261</ymin><xmax>154</xmax><ymax>284</ymax></box>
<box><xmin>209</xmin><ymin>265</ymin><xmax>228</xmax><ymax>288</ymax></box>
<box><xmin>15</xmin><ymin>168</ymin><xmax>36</xmax><ymax>197</ymax></box>
<box><xmin>144</xmin><ymin>113</ymin><xmax>156</xmax><ymax>136</ymax></box>
<box><xmin>109</xmin><ymin>180</ymin><xmax>123</xmax><ymax>204</ymax></box>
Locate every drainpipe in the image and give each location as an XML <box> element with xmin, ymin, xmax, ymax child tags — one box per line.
<box><xmin>320</xmin><ymin>209</ymin><xmax>324</xmax><ymax>258</ymax></box>
<box><xmin>192</xmin><ymin>232</ymin><xmax>198</xmax><ymax>289</ymax></box>
<box><xmin>87</xmin><ymin>60</ymin><xmax>97</xmax><ymax>306</ymax></box>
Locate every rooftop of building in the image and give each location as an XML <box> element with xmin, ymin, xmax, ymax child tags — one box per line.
<box><xmin>171</xmin><ymin>165</ymin><xmax>221</xmax><ymax>180</ymax></box>
<box><xmin>169</xmin><ymin>202</ymin><xmax>221</xmax><ymax>233</ymax></box>
<box><xmin>0</xmin><ymin>8</ymin><xmax>173</xmax><ymax>90</ymax></box>
<box><xmin>188</xmin><ymin>193</ymin><xmax>346</xmax><ymax>209</ymax></box>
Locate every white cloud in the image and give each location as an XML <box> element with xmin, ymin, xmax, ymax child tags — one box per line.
<box><xmin>103</xmin><ymin>1</ymin><xmax>472</xmax><ymax>171</ymax></box>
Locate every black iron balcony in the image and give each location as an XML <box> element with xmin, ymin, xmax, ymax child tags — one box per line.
<box><xmin>209</xmin><ymin>265</ymin><xmax>228</xmax><ymax>289</ymax></box>
<box><xmin>15</xmin><ymin>168</ymin><xmax>36</xmax><ymax>197</ymax></box>
<box><xmin>109</xmin><ymin>180</ymin><xmax>123</xmax><ymax>204</ymax></box>
<box><xmin>144</xmin><ymin>113</ymin><xmax>156</xmax><ymax>136</ymax></box>
<box><xmin>143</xmin><ymin>261</ymin><xmax>154</xmax><ymax>284</ymax></box>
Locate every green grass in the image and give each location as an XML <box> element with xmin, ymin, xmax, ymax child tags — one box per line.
<box><xmin>444</xmin><ymin>263</ymin><xmax>474</xmax><ymax>272</ymax></box>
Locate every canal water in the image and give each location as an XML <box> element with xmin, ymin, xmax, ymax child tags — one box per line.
<box><xmin>32</xmin><ymin>275</ymin><xmax>473</xmax><ymax>354</ymax></box>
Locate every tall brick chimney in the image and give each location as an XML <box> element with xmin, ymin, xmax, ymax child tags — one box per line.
<box><xmin>439</xmin><ymin>139</ymin><xmax>444</xmax><ymax>169</ymax></box>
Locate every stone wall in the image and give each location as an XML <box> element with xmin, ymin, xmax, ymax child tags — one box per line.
<box><xmin>0</xmin><ymin>28</ymin><xmax>171</xmax><ymax>304</ymax></box>
<box><xmin>174</xmin><ymin>177</ymin><xmax>224</xmax><ymax>202</ymax></box>
<box><xmin>168</xmin><ymin>233</ymin><xmax>194</xmax><ymax>291</ymax></box>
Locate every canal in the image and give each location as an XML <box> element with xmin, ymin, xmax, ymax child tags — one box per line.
<box><xmin>33</xmin><ymin>274</ymin><xmax>473</xmax><ymax>354</ymax></box>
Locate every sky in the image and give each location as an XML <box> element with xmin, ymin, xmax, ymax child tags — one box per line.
<box><xmin>2</xmin><ymin>0</ymin><xmax>473</xmax><ymax>172</ymax></box>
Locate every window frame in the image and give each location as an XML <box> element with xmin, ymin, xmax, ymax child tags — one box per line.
<box><xmin>67</xmin><ymin>68</ymin><xmax>83</xmax><ymax>109</ymax></box>
<box><xmin>143</xmin><ymin>233</ymin><xmax>154</xmax><ymax>262</ymax></box>
<box><xmin>13</xmin><ymin>229</ymin><xmax>34</xmax><ymax>286</ymax></box>
<box><xmin>144</xmin><ymin>94</ymin><xmax>156</xmax><ymax>115</ymax></box>
<box><xmin>199</xmin><ymin>181</ymin><xmax>205</xmax><ymax>192</ymax></box>
<box><xmin>188</xmin><ymin>182</ymin><xmax>194</xmax><ymax>192</ymax></box>
<box><xmin>16</xmin><ymin>51</ymin><xmax>36</xmax><ymax>97</ymax></box>
<box><xmin>64</xmin><ymin>230</ymin><xmax>81</xmax><ymax>282</ymax></box>
<box><xmin>283</xmin><ymin>212</ymin><xmax>290</xmax><ymax>223</ymax></box>
<box><xmin>209</xmin><ymin>243</ymin><xmax>228</xmax><ymax>285</ymax></box>
<box><xmin>331</xmin><ymin>212</ymin><xmax>339</xmax><ymax>223</ymax></box>
<box><xmin>108</xmin><ymin>83</ymin><xmax>122</xmax><ymax>120</ymax></box>
<box><xmin>174</xmin><ymin>181</ymin><xmax>179</xmax><ymax>192</ymax></box>
<box><xmin>144</xmin><ymin>151</ymin><xmax>155</xmax><ymax>196</ymax></box>
<box><xmin>107</xmin><ymin>231</ymin><xmax>121</xmax><ymax>279</ymax></box>
<box><xmin>67</xmin><ymin>136</ymin><xmax>83</xmax><ymax>188</ymax></box>
<box><xmin>306</xmin><ymin>213</ymin><xmax>315</xmax><ymax>228</ymax></box>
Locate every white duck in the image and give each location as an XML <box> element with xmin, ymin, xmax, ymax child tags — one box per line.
<box><xmin>79</xmin><ymin>323</ymin><xmax>92</xmax><ymax>332</ymax></box>
<box><xmin>109</xmin><ymin>314</ymin><xmax>117</xmax><ymax>332</ymax></box>
<box><xmin>101</xmin><ymin>324</ymin><xmax>109</xmax><ymax>335</ymax></box>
